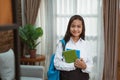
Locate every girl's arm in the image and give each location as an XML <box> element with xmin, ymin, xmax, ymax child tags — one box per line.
<box><xmin>54</xmin><ymin>42</ymin><xmax>76</xmax><ymax>71</ymax></box>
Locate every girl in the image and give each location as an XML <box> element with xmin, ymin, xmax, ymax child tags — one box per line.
<box><xmin>54</xmin><ymin>15</ymin><xmax>93</xmax><ymax>80</ymax></box>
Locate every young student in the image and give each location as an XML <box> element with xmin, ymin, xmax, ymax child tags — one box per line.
<box><xmin>54</xmin><ymin>15</ymin><xmax>93</xmax><ymax>80</ymax></box>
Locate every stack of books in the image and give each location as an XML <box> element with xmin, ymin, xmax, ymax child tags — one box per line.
<box><xmin>63</xmin><ymin>49</ymin><xmax>80</xmax><ymax>63</ymax></box>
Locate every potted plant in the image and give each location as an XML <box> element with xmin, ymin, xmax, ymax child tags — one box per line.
<box><xmin>19</xmin><ymin>24</ymin><xmax>43</xmax><ymax>58</ymax></box>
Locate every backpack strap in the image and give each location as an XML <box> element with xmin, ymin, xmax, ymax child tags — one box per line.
<box><xmin>60</xmin><ymin>39</ymin><xmax>66</xmax><ymax>51</ymax></box>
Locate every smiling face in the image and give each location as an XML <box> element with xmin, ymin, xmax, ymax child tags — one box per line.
<box><xmin>64</xmin><ymin>15</ymin><xmax>85</xmax><ymax>42</ymax></box>
<box><xmin>70</xmin><ymin>19</ymin><xmax>83</xmax><ymax>38</ymax></box>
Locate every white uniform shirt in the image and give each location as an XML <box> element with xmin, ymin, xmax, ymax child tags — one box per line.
<box><xmin>54</xmin><ymin>38</ymin><xmax>93</xmax><ymax>73</ymax></box>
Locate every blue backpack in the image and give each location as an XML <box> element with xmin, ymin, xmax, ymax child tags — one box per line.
<box><xmin>47</xmin><ymin>39</ymin><xmax>65</xmax><ymax>80</ymax></box>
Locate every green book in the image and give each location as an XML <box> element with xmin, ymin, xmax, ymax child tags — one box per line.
<box><xmin>63</xmin><ymin>50</ymin><xmax>77</xmax><ymax>63</ymax></box>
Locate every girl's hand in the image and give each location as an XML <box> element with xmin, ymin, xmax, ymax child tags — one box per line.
<box><xmin>74</xmin><ymin>58</ymin><xmax>87</xmax><ymax>70</ymax></box>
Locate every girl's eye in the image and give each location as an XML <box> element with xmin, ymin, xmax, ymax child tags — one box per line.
<box><xmin>71</xmin><ymin>25</ymin><xmax>75</xmax><ymax>28</ymax></box>
<box><xmin>77</xmin><ymin>26</ymin><xmax>81</xmax><ymax>28</ymax></box>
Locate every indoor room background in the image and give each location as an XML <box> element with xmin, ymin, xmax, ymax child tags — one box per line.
<box><xmin>0</xmin><ymin>0</ymin><xmax>120</xmax><ymax>80</ymax></box>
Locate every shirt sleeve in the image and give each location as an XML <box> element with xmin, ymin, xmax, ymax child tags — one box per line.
<box><xmin>81</xmin><ymin>55</ymin><xmax>93</xmax><ymax>73</ymax></box>
<box><xmin>81</xmin><ymin>42</ymin><xmax>94</xmax><ymax>73</ymax></box>
<box><xmin>54</xmin><ymin>42</ymin><xmax>76</xmax><ymax>71</ymax></box>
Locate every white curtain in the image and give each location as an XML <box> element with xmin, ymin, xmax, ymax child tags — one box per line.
<box><xmin>36</xmin><ymin>0</ymin><xmax>54</xmax><ymax>79</ymax></box>
<box><xmin>90</xmin><ymin>1</ymin><xmax>104</xmax><ymax>79</ymax></box>
<box><xmin>35</xmin><ymin>0</ymin><xmax>46</xmax><ymax>55</ymax></box>
<box><xmin>35</xmin><ymin>0</ymin><xmax>47</xmax><ymax>79</ymax></box>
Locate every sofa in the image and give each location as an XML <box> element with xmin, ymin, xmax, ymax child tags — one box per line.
<box><xmin>0</xmin><ymin>49</ymin><xmax>44</xmax><ymax>80</ymax></box>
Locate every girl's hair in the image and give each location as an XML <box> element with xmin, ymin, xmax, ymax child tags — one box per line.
<box><xmin>63</xmin><ymin>15</ymin><xmax>85</xmax><ymax>43</ymax></box>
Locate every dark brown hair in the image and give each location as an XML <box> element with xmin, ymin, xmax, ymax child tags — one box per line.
<box><xmin>63</xmin><ymin>15</ymin><xmax>85</xmax><ymax>43</ymax></box>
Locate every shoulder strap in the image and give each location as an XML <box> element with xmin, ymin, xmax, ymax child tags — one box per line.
<box><xmin>60</xmin><ymin>39</ymin><xmax>66</xmax><ymax>51</ymax></box>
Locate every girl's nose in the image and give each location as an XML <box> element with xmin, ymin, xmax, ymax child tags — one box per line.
<box><xmin>74</xmin><ymin>26</ymin><xmax>78</xmax><ymax>30</ymax></box>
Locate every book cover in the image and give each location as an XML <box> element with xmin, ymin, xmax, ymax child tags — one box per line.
<box><xmin>63</xmin><ymin>50</ymin><xmax>78</xmax><ymax>63</ymax></box>
<box><xmin>76</xmin><ymin>50</ymin><xmax>80</xmax><ymax>58</ymax></box>
<box><xmin>66</xmin><ymin>49</ymin><xmax>80</xmax><ymax>58</ymax></box>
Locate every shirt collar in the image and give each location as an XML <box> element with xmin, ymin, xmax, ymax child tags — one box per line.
<box><xmin>70</xmin><ymin>37</ymin><xmax>82</xmax><ymax>44</ymax></box>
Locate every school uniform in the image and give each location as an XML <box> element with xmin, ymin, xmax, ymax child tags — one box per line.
<box><xmin>54</xmin><ymin>38</ymin><xmax>93</xmax><ymax>80</ymax></box>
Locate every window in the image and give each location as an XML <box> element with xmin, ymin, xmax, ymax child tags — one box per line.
<box><xmin>53</xmin><ymin>0</ymin><xmax>100</xmax><ymax>58</ymax></box>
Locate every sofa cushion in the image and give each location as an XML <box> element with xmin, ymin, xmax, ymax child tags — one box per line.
<box><xmin>21</xmin><ymin>65</ymin><xmax>44</xmax><ymax>78</ymax></box>
<box><xmin>21</xmin><ymin>77</ymin><xmax>42</xmax><ymax>80</ymax></box>
<box><xmin>0</xmin><ymin>49</ymin><xmax>15</xmax><ymax>80</ymax></box>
